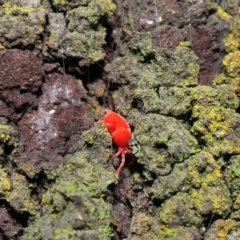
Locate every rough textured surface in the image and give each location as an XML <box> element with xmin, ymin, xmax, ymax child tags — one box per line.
<box><xmin>0</xmin><ymin>0</ymin><xmax>240</xmax><ymax>239</ymax></box>
<box><xmin>16</xmin><ymin>72</ymin><xmax>92</xmax><ymax>178</ymax></box>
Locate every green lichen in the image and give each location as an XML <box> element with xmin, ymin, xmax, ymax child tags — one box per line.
<box><xmin>151</xmin><ymin>162</ymin><xmax>189</xmax><ymax>200</ymax></box>
<box><xmin>151</xmin><ymin>150</ymin><xmax>231</xmax><ymax>223</ymax></box>
<box><xmin>224</xmin><ymin>19</ymin><xmax>240</xmax><ymax>52</ymax></box>
<box><xmin>23</xmin><ymin>125</ymin><xmax>117</xmax><ymax>239</ymax></box>
<box><xmin>192</xmin><ymin>106</ymin><xmax>240</xmax><ymax>156</ymax></box>
<box><xmin>0</xmin><ymin>168</ymin><xmax>11</xmax><ymax>194</ymax></box>
<box><xmin>108</xmin><ymin>46</ymin><xmax>200</xmax><ymax>115</ymax></box>
<box><xmin>129</xmin><ymin>31</ymin><xmax>154</xmax><ymax>58</ymax></box>
<box><xmin>2</xmin><ymin>172</ymin><xmax>37</xmax><ymax>214</ymax></box>
<box><xmin>133</xmin><ymin>113</ymin><xmax>199</xmax><ymax>175</ymax></box>
<box><xmin>191</xmin><ymin>184</ymin><xmax>231</xmax><ymax>216</ymax></box>
<box><xmin>157</xmin><ymin>225</ymin><xmax>200</xmax><ymax>240</ymax></box>
<box><xmin>223</xmin><ymin>51</ymin><xmax>240</xmax><ymax>78</ymax></box>
<box><xmin>87</xmin><ymin>0</ymin><xmax>116</xmax><ymax>24</ymax></box>
<box><xmin>46</xmin><ymin>0</ymin><xmax>116</xmax><ymax>65</ymax></box>
<box><xmin>204</xmin><ymin>219</ymin><xmax>240</xmax><ymax>240</ymax></box>
<box><xmin>227</xmin><ymin>155</ymin><xmax>240</xmax><ymax>177</ymax></box>
<box><xmin>0</xmin><ymin>124</ymin><xmax>16</xmax><ymax>146</ymax></box>
<box><xmin>0</xmin><ymin>1</ymin><xmax>46</xmax><ymax>48</ymax></box>
<box><xmin>160</xmin><ymin>192</ymin><xmax>202</xmax><ymax>226</ymax></box>
<box><xmin>216</xmin><ymin>6</ymin><xmax>232</xmax><ymax>22</ymax></box>
<box><xmin>53</xmin><ymin>0</ymin><xmax>66</xmax><ymax>6</ymax></box>
<box><xmin>191</xmin><ymin>85</ymin><xmax>239</xmax><ymax>110</ymax></box>
<box><xmin>217</xmin><ymin>18</ymin><xmax>240</xmax><ymax>95</ymax></box>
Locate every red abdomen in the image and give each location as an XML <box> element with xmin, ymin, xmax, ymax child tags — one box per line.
<box><xmin>103</xmin><ymin>110</ymin><xmax>132</xmax><ymax>147</ymax></box>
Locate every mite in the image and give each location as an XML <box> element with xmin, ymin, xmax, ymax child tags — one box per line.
<box><xmin>97</xmin><ymin>109</ymin><xmax>136</xmax><ymax>175</ymax></box>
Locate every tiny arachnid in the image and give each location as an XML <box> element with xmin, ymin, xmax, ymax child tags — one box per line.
<box><xmin>96</xmin><ymin>109</ymin><xmax>137</xmax><ymax>175</ymax></box>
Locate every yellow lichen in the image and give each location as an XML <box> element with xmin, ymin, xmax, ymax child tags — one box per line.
<box><xmin>224</xmin><ymin>19</ymin><xmax>240</xmax><ymax>52</ymax></box>
<box><xmin>3</xmin><ymin>178</ymin><xmax>11</xmax><ymax>191</ymax></box>
<box><xmin>3</xmin><ymin>3</ymin><xmax>40</xmax><ymax>15</ymax></box>
<box><xmin>0</xmin><ymin>124</ymin><xmax>15</xmax><ymax>145</ymax></box>
<box><xmin>225</xmin><ymin>33</ymin><xmax>239</xmax><ymax>52</ymax></box>
<box><xmin>216</xmin><ymin>6</ymin><xmax>232</xmax><ymax>22</ymax></box>
<box><xmin>53</xmin><ymin>0</ymin><xmax>66</xmax><ymax>5</ymax></box>
<box><xmin>216</xmin><ymin>219</ymin><xmax>235</xmax><ymax>238</ymax></box>
<box><xmin>223</xmin><ymin>51</ymin><xmax>240</xmax><ymax>77</ymax></box>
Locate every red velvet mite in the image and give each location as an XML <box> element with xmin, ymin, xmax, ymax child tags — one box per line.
<box><xmin>97</xmin><ymin>109</ymin><xmax>136</xmax><ymax>174</ymax></box>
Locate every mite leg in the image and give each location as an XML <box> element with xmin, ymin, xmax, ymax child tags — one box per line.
<box><xmin>112</xmin><ymin>148</ymin><xmax>121</xmax><ymax>159</ymax></box>
<box><xmin>116</xmin><ymin>153</ymin><xmax>126</xmax><ymax>175</ymax></box>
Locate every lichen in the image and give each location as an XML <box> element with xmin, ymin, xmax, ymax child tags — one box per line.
<box><xmin>2</xmin><ymin>172</ymin><xmax>37</xmax><ymax>215</ymax></box>
<box><xmin>216</xmin><ymin>6</ymin><xmax>232</xmax><ymax>22</ymax></box>
<box><xmin>46</xmin><ymin>0</ymin><xmax>116</xmax><ymax>65</ymax></box>
<box><xmin>0</xmin><ymin>124</ymin><xmax>16</xmax><ymax>146</ymax></box>
<box><xmin>22</xmin><ymin>126</ymin><xmax>117</xmax><ymax>239</ymax></box>
<box><xmin>0</xmin><ymin>2</ymin><xmax>46</xmax><ymax>48</ymax></box>
<box><xmin>0</xmin><ymin>168</ymin><xmax>11</xmax><ymax>193</ymax></box>
<box><xmin>191</xmin><ymin>106</ymin><xmax>240</xmax><ymax>156</ymax></box>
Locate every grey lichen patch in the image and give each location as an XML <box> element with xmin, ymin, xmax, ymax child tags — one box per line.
<box><xmin>22</xmin><ymin>125</ymin><xmax>117</xmax><ymax>239</ymax></box>
<box><xmin>0</xmin><ymin>1</ymin><xmax>46</xmax><ymax>48</ymax></box>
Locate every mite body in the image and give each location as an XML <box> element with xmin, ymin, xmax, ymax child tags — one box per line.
<box><xmin>98</xmin><ymin>109</ymin><xmax>136</xmax><ymax>174</ymax></box>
